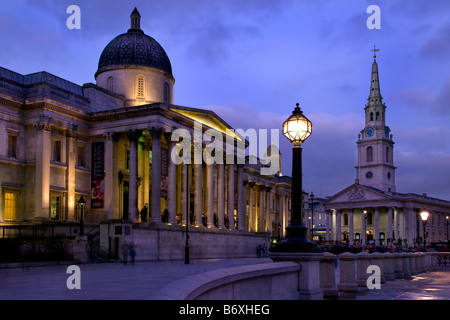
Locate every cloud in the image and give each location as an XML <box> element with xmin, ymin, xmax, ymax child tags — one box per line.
<box><xmin>418</xmin><ymin>24</ymin><xmax>450</xmax><ymax>60</ymax></box>
<box><xmin>390</xmin><ymin>77</ymin><xmax>450</xmax><ymax>117</ymax></box>
<box><xmin>396</xmin><ymin>150</ymin><xmax>450</xmax><ymax>200</ymax></box>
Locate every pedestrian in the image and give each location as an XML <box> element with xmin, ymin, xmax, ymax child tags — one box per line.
<box><xmin>20</xmin><ymin>241</ymin><xmax>33</xmax><ymax>271</ymax></box>
<box><xmin>121</xmin><ymin>241</ymin><xmax>129</xmax><ymax>265</ymax></box>
<box><xmin>140</xmin><ymin>204</ymin><xmax>148</xmax><ymax>222</ymax></box>
<box><xmin>129</xmin><ymin>242</ymin><xmax>136</xmax><ymax>265</ymax></box>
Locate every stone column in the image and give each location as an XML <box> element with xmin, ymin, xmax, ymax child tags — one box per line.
<box><xmin>264</xmin><ymin>186</ymin><xmax>271</xmax><ymax>232</ymax></box>
<box><xmin>394</xmin><ymin>207</ymin><xmax>399</xmax><ymax>243</ymax></box>
<box><xmin>194</xmin><ymin>163</ymin><xmax>203</xmax><ymax>226</ymax></box>
<box><xmin>237</xmin><ymin>164</ymin><xmax>245</xmax><ymax>231</ymax></box>
<box><xmin>34</xmin><ymin>120</ymin><xmax>52</xmax><ymax>220</ymax></box>
<box><xmin>149</xmin><ymin>127</ymin><xmax>162</xmax><ymax>223</ymax></box>
<box><xmin>166</xmin><ymin>133</ymin><xmax>177</xmax><ymax>224</ymax></box>
<box><xmin>206</xmin><ymin>162</ymin><xmax>214</xmax><ymax>228</ymax></box>
<box><xmin>127</xmin><ymin>129</ymin><xmax>141</xmax><ymax>222</ymax></box>
<box><xmin>387</xmin><ymin>207</ymin><xmax>393</xmax><ymax>244</ymax></box>
<box><xmin>336</xmin><ymin>209</ymin><xmax>342</xmax><ymax>242</ymax></box>
<box><xmin>259</xmin><ymin>186</ymin><xmax>266</xmax><ymax>232</ymax></box>
<box><xmin>349</xmin><ymin>208</ymin><xmax>354</xmax><ymax>245</ymax></box>
<box><xmin>65</xmin><ymin>128</ymin><xmax>77</xmax><ymax>220</ymax></box>
<box><xmin>409</xmin><ymin>208</ymin><xmax>417</xmax><ymax>247</ymax></box>
<box><xmin>374</xmin><ymin>207</ymin><xmax>379</xmax><ymax>245</ymax></box>
<box><xmin>248</xmin><ymin>182</ymin><xmax>255</xmax><ymax>231</ymax></box>
<box><xmin>227</xmin><ymin>164</ymin><xmax>235</xmax><ymax>229</ymax></box>
<box><xmin>217</xmin><ymin>163</ymin><xmax>225</xmax><ymax>229</ymax></box>
<box><xmin>103</xmin><ymin>132</ymin><xmax>114</xmax><ymax>220</ymax></box>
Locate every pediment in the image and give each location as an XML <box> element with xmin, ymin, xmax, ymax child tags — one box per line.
<box><xmin>170</xmin><ymin>106</ymin><xmax>242</xmax><ymax>141</ymax></box>
<box><xmin>325</xmin><ymin>183</ymin><xmax>391</xmax><ymax>205</ymax></box>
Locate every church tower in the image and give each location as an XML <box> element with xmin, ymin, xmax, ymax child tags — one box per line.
<box><xmin>356</xmin><ymin>48</ymin><xmax>396</xmax><ymax>192</ymax></box>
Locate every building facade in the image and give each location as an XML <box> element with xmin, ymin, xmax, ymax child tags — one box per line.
<box><xmin>0</xmin><ymin>9</ymin><xmax>292</xmax><ymax>257</ymax></box>
<box><xmin>324</xmin><ymin>52</ymin><xmax>450</xmax><ymax>247</ymax></box>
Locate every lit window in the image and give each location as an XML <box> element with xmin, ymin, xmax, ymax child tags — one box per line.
<box><xmin>107</xmin><ymin>76</ymin><xmax>114</xmax><ymax>92</ymax></box>
<box><xmin>51</xmin><ymin>195</ymin><xmax>61</xmax><ymax>220</ymax></box>
<box><xmin>4</xmin><ymin>191</ymin><xmax>17</xmax><ymax>221</ymax></box>
<box><xmin>137</xmin><ymin>76</ymin><xmax>145</xmax><ymax>98</ymax></box>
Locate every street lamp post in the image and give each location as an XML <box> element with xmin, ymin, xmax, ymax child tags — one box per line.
<box><xmin>78</xmin><ymin>195</ymin><xmax>86</xmax><ymax>236</ymax></box>
<box><xmin>271</xmin><ymin>103</ymin><xmax>319</xmax><ymax>253</ymax></box>
<box><xmin>310</xmin><ymin>192</ymin><xmax>314</xmax><ymax>241</ymax></box>
<box><xmin>420</xmin><ymin>211</ymin><xmax>429</xmax><ymax>249</ymax></box>
<box><xmin>185</xmin><ymin>163</ymin><xmax>190</xmax><ymax>264</ymax></box>
<box><xmin>446</xmin><ymin>216</ymin><xmax>449</xmax><ymax>246</ymax></box>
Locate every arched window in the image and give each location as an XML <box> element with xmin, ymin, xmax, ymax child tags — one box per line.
<box><xmin>137</xmin><ymin>76</ymin><xmax>145</xmax><ymax>98</ymax></box>
<box><xmin>366</xmin><ymin>146</ymin><xmax>373</xmax><ymax>162</ymax></box>
<box><xmin>164</xmin><ymin>82</ymin><xmax>170</xmax><ymax>104</ymax></box>
<box><xmin>386</xmin><ymin>147</ymin><xmax>389</xmax><ymax>162</ymax></box>
<box><xmin>343</xmin><ymin>213</ymin><xmax>349</xmax><ymax>226</ymax></box>
<box><xmin>376</xmin><ymin>112</ymin><xmax>380</xmax><ymax>121</ymax></box>
<box><xmin>370</xmin><ymin>112</ymin><xmax>374</xmax><ymax>121</ymax></box>
<box><xmin>107</xmin><ymin>76</ymin><xmax>114</xmax><ymax>92</ymax></box>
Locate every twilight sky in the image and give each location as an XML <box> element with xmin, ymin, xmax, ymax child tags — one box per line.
<box><xmin>1</xmin><ymin>0</ymin><xmax>449</xmax><ymax>200</ymax></box>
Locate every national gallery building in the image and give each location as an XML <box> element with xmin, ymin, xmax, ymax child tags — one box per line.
<box><xmin>324</xmin><ymin>52</ymin><xmax>450</xmax><ymax>248</ymax></box>
<box><xmin>0</xmin><ymin>9</ymin><xmax>291</xmax><ymax>260</ymax></box>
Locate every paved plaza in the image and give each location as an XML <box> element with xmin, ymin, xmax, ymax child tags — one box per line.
<box><xmin>0</xmin><ymin>258</ymin><xmax>449</xmax><ymax>300</ymax></box>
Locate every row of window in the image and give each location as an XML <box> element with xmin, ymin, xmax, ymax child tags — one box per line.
<box><xmin>2</xmin><ymin>191</ymin><xmax>83</xmax><ymax>222</ymax></box>
<box><xmin>106</xmin><ymin>76</ymin><xmax>171</xmax><ymax>103</ymax></box>
<box><xmin>369</xmin><ymin>111</ymin><xmax>384</xmax><ymax>122</ymax></box>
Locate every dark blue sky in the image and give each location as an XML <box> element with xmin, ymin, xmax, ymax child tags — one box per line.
<box><xmin>1</xmin><ymin>0</ymin><xmax>449</xmax><ymax>200</ymax></box>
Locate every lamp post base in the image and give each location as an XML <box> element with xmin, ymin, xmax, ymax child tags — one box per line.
<box><xmin>271</xmin><ymin>223</ymin><xmax>320</xmax><ymax>253</ymax></box>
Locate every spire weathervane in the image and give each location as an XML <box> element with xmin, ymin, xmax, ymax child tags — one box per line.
<box><xmin>371</xmin><ymin>45</ymin><xmax>380</xmax><ymax>59</ymax></box>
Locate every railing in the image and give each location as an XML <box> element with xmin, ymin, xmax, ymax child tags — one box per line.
<box><xmin>0</xmin><ymin>222</ymin><xmax>99</xmax><ymax>239</ymax></box>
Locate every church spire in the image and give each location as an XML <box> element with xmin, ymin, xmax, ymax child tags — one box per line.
<box><xmin>368</xmin><ymin>46</ymin><xmax>382</xmax><ymax>106</ymax></box>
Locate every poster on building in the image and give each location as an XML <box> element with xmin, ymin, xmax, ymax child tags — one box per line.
<box><xmin>91</xmin><ymin>142</ymin><xmax>104</xmax><ymax>209</ymax></box>
<box><xmin>161</xmin><ymin>148</ymin><xmax>168</xmax><ymax>197</ymax></box>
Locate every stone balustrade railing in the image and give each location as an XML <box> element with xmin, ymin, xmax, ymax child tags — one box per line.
<box><xmin>322</xmin><ymin>251</ymin><xmax>450</xmax><ymax>299</ymax></box>
<box><xmin>151</xmin><ymin>251</ymin><xmax>449</xmax><ymax>300</ymax></box>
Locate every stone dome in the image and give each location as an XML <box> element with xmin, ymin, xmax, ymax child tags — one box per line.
<box><xmin>95</xmin><ymin>8</ymin><xmax>173</xmax><ymax>79</ymax></box>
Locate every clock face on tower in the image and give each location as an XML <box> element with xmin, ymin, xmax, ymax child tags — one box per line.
<box><xmin>366</xmin><ymin>128</ymin><xmax>374</xmax><ymax>137</ymax></box>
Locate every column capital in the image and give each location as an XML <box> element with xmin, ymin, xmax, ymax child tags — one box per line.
<box><xmin>149</xmin><ymin>126</ymin><xmax>163</xmax><ymax>139</ymax></box>
<box><xmin>66</xmin><ymin>128</ymin><xmax>78</xmax><ymax>139</ymax></box>
<box><xmin>33</xmin><ymin>120</ymin><xmax>53</xmax><ymax>132</ymax></box>
<box><xmin>126</xmin><ymin>129</ymin><xmax>142</xmax><ymax>142</ymax></box>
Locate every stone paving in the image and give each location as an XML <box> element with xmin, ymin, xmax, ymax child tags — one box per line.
<box><xmin>0</xmin><ymin>258</ymin><xmax>272</xmax><ymax>300</ymax></box>
<box><xmin>356</xmin><ymin>267</ymin><xmax>450</xmax><ymax>300</ymax></box>
<box><xmin>0</xmin><ymin>258</ymin><xmax>449</xmax><ymax>300</ymax></box>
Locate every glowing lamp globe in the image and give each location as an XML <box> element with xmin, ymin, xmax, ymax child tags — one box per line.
<box><xmin>283</xmin><ymin>103</ymin><xmax>312</xmax><ymax>147</ymax></box>
<box><xmin>420</xmin><ymin>211</ymin><xmax>429</xmax><ymax>222</ymax></box>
